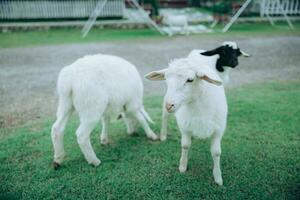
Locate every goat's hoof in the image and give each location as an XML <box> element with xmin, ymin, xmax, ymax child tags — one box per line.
<box><xmin>53</xmin><ymin>161</ymin><xmax>61</xmax><ymax>170</ymax></box>
<box><xmin>91</xmin><ymin>159</ymin><xmax>101</xmax><ymax>167</ymax></box>
<box><xmin>127</xmin><ymin>131</ymin><xmax>134</xmax><ymax>136</ymax></box>
<box><xmin>148</xmin><ymin>134</ymin><xmax>158</xmax><ymax>141</ymax></box>
<box><xmin>214</xmin><ymin>177</ymin><xmax>223</xmax><ymax>186</ymax></box>
<box><xmin>100</xmin><ymin>138</ymin><xmax>109</xmax><ymax>145</ymax></box>
<box><xmin>127</xmin><ymin>131</ymin><xmax>137</xmax><ymax>136</ymax></box>
<box><xmin>179</xmin><ymin>165</ymin><xmax>187</xmax><ymax>173</ymax></box>
<box><xmin>160</xmin><ymin>134</ymin><xmax>167</xmax><ymax>141</ymax></box>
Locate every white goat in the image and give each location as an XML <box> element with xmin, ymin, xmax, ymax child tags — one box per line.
<box><xmin>145</xmin><ymin>58</ymin><xmax>227</xmax><ymax>185</ymax></box>
<box><xmin>162</xmin><ymin>14</ymin><xmax>189</xmax><ymax>35</ymax></box>
<box><xmin>159</xmin><ymin>41</ymin><xmax>250</xmax><ymax>142</ymax></box>
<box><xmin>51</xmin><ymin>54</ymin><xmax>157</xmax><ymax>169</ymax></box>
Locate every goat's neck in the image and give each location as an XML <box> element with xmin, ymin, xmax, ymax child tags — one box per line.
<box><xmin>216</xmin><ymin>59</ymin><xmax>225</xmax><ymax>72</ymax></box>
<box><xmin>205</xmin><ymin>55</ymin><xmax>220</xmax><ymax>72</ymax></box>
<box><xmin>185</xmin><ymin>84</ymin><xmax>206</xmax><ymax>108</ymax></box>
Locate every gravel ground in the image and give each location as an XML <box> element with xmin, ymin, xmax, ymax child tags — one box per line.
<box><xmin>1</xmin><ymin>35</ymin><xmax>300</xmax><ymax>127</ymax></box>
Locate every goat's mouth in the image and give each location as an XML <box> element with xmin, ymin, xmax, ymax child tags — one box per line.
<box><xmin>165</xmin><ymin>103</ymin><xmax>176</xmax><ymax>113</ymax></box>
<box><xmin>166</xmin><ymin>108</ymin><xmax>175</xmax><ymax>113</ymax></box>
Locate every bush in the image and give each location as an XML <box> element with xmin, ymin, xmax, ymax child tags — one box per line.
<box><xmin>212</xmin><ymin>1</ymin><xmax>231</xmax><ymax>14</ymax></box>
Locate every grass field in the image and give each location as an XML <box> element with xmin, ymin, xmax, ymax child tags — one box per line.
<box><xmin>1</xmin><ymin>22</ymin><xmax>300</xmax><ymax>49</ymax></box>
<box><xmin>1</xmin><ymin>81</ymin><xmax>299</xmax><ymax>200</ymax></box>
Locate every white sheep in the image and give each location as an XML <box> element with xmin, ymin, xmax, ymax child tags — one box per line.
<box><xmin>51</xmin><ymin>54</ymin><xmax>157</xmax><ymax>169</ymax></box>
<box><xmin>159</xmin><ymin>41</ymin><xmax>250</xmax><ymax>141</ymax></box>
<box><xmin>145</xmin><ymin>58</ymin><xmax>227</xmax><ymax>185</ymax></box>
<box><xmin>162</xmin><ymin>14</ymin><xmax>189</xmax><ymax>35</ymax></box>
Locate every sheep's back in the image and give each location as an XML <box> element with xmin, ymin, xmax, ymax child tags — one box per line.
<box><xmin>59</xmin><ymin>54</ymin><xmax>144</xmax><ymax>118</ymax></box>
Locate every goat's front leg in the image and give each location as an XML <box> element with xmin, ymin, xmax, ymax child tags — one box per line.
<box><xmin>100</xmin><ymin>117</ymin><xmax>109</xmax><ymax>145</ymax></box>
<box><xmin>122</xmin><ymin>113</ymin><xmax>137</xmax><ymax>135</ymax></box>
<box><xmin>160</xmin><ymin>99</ymin><xmax>169</xmax><ymax>141</ymax></box>
<box><xmin>179</xmin><ymin>133</ymin><xmax>192</xmax><ymax>173</ymax></box>
<box><xmin>211</xmin><ymin>133</ymin><xmax>223</xmax><ymax>185</ymax></box>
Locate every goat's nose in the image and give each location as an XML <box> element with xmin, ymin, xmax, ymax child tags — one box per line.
<box><xmin>165</xmin><ymin>102</ymin><xmax>175</xmax><ymax>112</ymax></box>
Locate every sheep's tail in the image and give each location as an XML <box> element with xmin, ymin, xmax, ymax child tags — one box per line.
<box><xmin>141</xmin><ymin>106</ymin><xmax>154</xmax><ymax>124</ymax></box>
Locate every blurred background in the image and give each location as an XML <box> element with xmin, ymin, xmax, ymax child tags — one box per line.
<box><xmin>1</xmin><ymin>0</ymin><xmax>299</xmax><ymax>127</ymax></box>
<box><xmin>0</xmin><ymin>0</ymin><xmax>299</xmax><ymax>34</ymax></box>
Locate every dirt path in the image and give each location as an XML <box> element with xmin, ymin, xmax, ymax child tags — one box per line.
<box><xmin>1</xmin><ymin>35</ymin><xmax>299</xmax><ymax>127</ymax></box>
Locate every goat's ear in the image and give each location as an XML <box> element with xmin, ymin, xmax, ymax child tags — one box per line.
<box><xmin>144</xmin><ymin>69</ymin><xmax>167</xmax><ymax>81</ymax></box>
<box><xmin>200</xmin><ymin>46</ymin><xmax>223</xmax><ymax>56</ymax></box>
<box><xmin>198</xmin><ymin>75</ymin><xmax>222</xmax><ymax>86</ymax></box>
<box><xmin>196</xmin><ymin>68</ymin><xmax>222</xmax><ymax>86</ymax></box>
<box><xmin>240</xmin><ymin>50</ymin><xmax>251</xmax><ymax>57</ymax></box>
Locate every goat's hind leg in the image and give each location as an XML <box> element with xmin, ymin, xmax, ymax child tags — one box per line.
<box><xmin>51</xmin><ymin>97</ymin><xmax>73</xmax><ymax>169</ymax></box>
<box><xmin>76</xmin><ymin>120</ymin><xmax>100</xmax><ymax>166</ymax></box>
<box><xmin>133</xmin><ymin>110</ymin><xmax>157</xmax><ymax>140</ymax></box>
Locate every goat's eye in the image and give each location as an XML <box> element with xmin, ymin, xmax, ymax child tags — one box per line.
<box><xmin>186</xmin><ymin>79</ymin><xmax>194</xmax><ymax>83</ymax></box>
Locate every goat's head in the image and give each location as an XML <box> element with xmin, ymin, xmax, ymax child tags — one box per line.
<box><xmin>145</xmin><ymin>59</ymin><xmax>222</xmax><ymax>113</ymax></box>
<box><xmin>200</xmin><ymin>41</ymin><xmax>250</xmax><ymax>72</ymax></box>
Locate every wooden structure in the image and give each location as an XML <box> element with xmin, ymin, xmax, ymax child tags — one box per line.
<box><xmin>260</xmin><ymin>0</ymin><xmax>300</xmax><ymax>16</ymax></box>
<box><xmin>223</xmin><ymin>0</ymin><xmax>297</xmax><ymax>32</ymax></box>
<box><xmin>82</xmin><ymin>0</ymin><xmax>164</xmax><ymax>37</ymax></box>
<box><xmin>0</xmin><ymin>0</ymin><xmax>124</xmax><ymax>20</ymax></box>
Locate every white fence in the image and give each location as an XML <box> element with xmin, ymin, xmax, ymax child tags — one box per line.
<box><xmin>0</xmin><ymin>0</ymin><xmax>125</xmax><ymax>20</ymax></box>
<box><xmin>260</xmin><ymin>0</ymin><xmax>300</xmax><ymax>16</ymax></box>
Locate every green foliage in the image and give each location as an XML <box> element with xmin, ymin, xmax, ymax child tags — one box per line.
<box><xmin>209</xmin><ymin>0</ymin><xmax>257</xmax><ymax>16</ymax></box>
<box><xmin>0</xmin><ymin>22</ymin><xmax>300</xmax><ymax>49</ymax></box>
<box><xmin>0</xmin><ymin>28</ymin><xmax>162</xmax><ymax>49</ymax></box>
<box><xmin>212</xmin><ymin>1</ymin><xmax>232</xmax><ymax>14</ymax></box>
<box><xmin>210</xmin><ymin>0</ymin><xmax>242</xmax><ymax>14</ymax></box>
<box><xmin>1</xmin><ymin>81</ymin><xmax>300</xmax><ymax>199</ymax></box>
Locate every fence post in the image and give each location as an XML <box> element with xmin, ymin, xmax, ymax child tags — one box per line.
<box><xmin>222</xmin><ymin>0</ymin><xmax>253</xmax><ymax>32</ymax></box>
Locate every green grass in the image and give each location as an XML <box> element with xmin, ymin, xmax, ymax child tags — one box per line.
<box><xmin>1</xmin><ymin>21</ymin><xmax>300</xmax><ymax>49</ymax></box>
<box><xmin>214</xmin><ymin>21</ymin><xmax>300</xmax><ymax>36</ymax></box>
<box><xmin>0</xmin><ymin>28</ymin><xmax>162</xmax><ymax>49</ymax></box>
<box><xmin>1</xmin><ymin>81</ymin><xmax>299</xmax><ymax>199</ymax></box>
